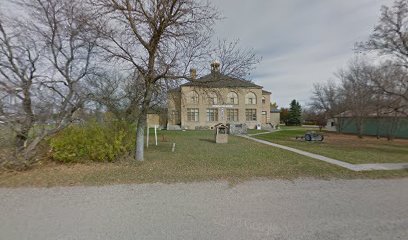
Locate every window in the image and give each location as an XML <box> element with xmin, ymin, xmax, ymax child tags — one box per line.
<box><xmin>227</xmin><ymin>92</ymin><xmax>238</xmax><ymax>105</ymax></box>
<box><xmin>245</xmin><ymin>92</ymin><xmax>257</xmax><ymax>105</ymax></box>
<box><xmin>262</xmin><ymin>96</ymin><xmax>266</xmax><ymax>104</ymax></box>
<box><xmin>187</xmin><ymin>108</ymin><xmax>199</xmax><ymax>122</ymax></box>
<box><xmin>171</xmin><ymin>110</ymin><xmax>180</xmax><ymax>123</ymax></box>
<box><xmin>206</xmin><ymin>108</ymin><xmax>218</xmax><ymax>122</ymax></box>
<box><xmin>207</xmin><ymin>92</ymin><xmax>218</xmax><ymax>105</ymax></box>
<box><xmin>246</xmin><ymin>109</ymin><xmax>257</xmax><ymax>121</ymax></box>
<box><xmin>331</xmin><ymin>122</ymin><xmax>335</xmax><ymax>127</ymax></box>
<box><xmin>227</xmin><ymin>109</ymin><xmax>239</xmax><ymax>122</ymax></box>
<box><xmin>188</xmin><ymin>91</ymin><xmax>199</xmax><ymax>104</ymax></box>
<box><xmin>262</xmin><ymin>111</ymin><xmax>267</xmax><ymax>115</ymax></box>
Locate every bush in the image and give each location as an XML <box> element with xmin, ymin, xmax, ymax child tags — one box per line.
<box><xmin>0</xmin><ymin>125</ymin><xmax>15</xmax><ymax>149</ymax></box>
<box><xmin>50</xmin><ymin>121</ymin><xmax>135</xmax><ymax>163</ymax></box>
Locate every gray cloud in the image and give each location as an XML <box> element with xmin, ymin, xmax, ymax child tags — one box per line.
<box><xmin>1</xmin><ymin>0</ymin><xmax>394</xmax><ymax>108</ymax></box>
<box><xmin>212</xmin><ymin>0</ymin><xmax>394</xmax><ymax>107</ymax></box>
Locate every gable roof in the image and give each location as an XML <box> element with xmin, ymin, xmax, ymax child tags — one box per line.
<box><xmin>181</xmin><ymin>72</ymin><xmax>262</xmax><ymax>89</ymax></box>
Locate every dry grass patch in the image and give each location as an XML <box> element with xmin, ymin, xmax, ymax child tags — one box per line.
<box><xmin>1</xmin><ymin>130</ymin><xmax>407</xmax><ymax>187</ymax></box>
<box><xmin>256</xmin><ymin>129</ymin><xmax>408</xmax><ymax>164</ymax></box>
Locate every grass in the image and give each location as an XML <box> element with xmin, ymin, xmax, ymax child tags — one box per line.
<box><xmin>247</xmin><ymin>129</ymin><xmax>270</xmax><ymax>135</ymax></box>
<box><xmin>1</xmin><ymin>130</ymin><xmax>407</xmax><ymax>187</ymax></box>
<box><xmin>255</xmin><ymin>128</ymin><xmax>408</xmax><ymax>164</ymax></box>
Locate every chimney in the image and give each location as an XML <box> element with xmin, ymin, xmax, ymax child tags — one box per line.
<box><xmin>211</xmin><ymin>60</ymin><xmax>220</xmax><ymax>73</ymax></box>
<box><xmin>190</xmin><ymin>68</ymin><xmax>197</xmax><ymax>80</ymax></box>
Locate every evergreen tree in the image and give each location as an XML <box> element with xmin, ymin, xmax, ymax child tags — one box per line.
<box><xmin>287</xmin><ymin>100</ymin><xmax>302</xmax><ymax>126</ymax></box>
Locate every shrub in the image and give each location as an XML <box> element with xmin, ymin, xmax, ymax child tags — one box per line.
<box><xmin>50</xmin><ymin>121</ymin><xmax>135</xmax><ymax>163</ymax></box>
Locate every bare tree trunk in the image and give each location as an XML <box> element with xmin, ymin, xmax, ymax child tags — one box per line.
<box><xmin>15</xmin><ymin>86</ymin><xmax>34</xmax><ymax>150</ymax></box>
<box><xmin>135</xmin><ymin>112</ymin><xmax>146</xmax><ymax>161</ymax></box>
<box><xmin>337</xmin><ymin>118</ymin><xmax>343</xmax><ymax>133</ymax></box>
<box><xmin>135</xmin><ymin>86</ymin><xmax>153</xmax><ymax>161</ymax></box>
<box><xmin>387</xmin><ymin>113</ymin><xmax>400</xmax><ymax>141</ymax></box>
<box><xmin>356</xmin><ymin>117</ymin><xmax>364</xmax><ymax>138</ymax></box>
<box><xmin>15</xmin><ymin>129</ymin><xmax>28</xmax><ymax>150</ymax></box>
<box><xmin>23</xmin><ymin>135</ymin><xmax>44</xmax><ymax>160</ymax></box>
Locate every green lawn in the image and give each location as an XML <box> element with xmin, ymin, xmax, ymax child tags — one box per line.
<box><xmin>247</xmin><ymin>129</ymin><xmax>270</xmax><ymax>135</ymax></box>
<box><xmin>255</xmin><ymin>129</ymin><xmax>408</xmax><ymax>164</ymax></box>
<box><xmin>1</xmin><ymin>130</ymin><xmax>407</xmax><ymax>187</ymax></box>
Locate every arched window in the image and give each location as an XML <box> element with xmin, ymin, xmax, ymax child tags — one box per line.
<box><xmin>188</xmin><ymin>91</ymin><xmax>199</xmax><ymax>104</ymax></box>
<box><xmin>245</xmin><ymin>92</ymin><xmax>257</xmax><ymax>105</ymax></box>
<box><xmin>207</xmin><ymin>92</ymin><xmax>218</xmax><ymax>105</ymax></box>
<box><xmin>227</xmin><ymin>92</ymin><xmax>238</xmax><ymax>105</ymax></box>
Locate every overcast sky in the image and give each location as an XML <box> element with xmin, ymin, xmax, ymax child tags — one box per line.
<box><xmin>1</xmin><ymin>0</ymin><xmax>395</xmax><ymax>108</ymax></box>
<box><xmin>211</xmin><ymin>0</ymin><xmax>394</xmax><ymax>108</ymax></box>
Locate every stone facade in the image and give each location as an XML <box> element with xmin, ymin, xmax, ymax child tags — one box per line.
<box><xmin>167</xmin><ymin>68</ymin><xmax>274</xmax><ymax>130</ymax></box>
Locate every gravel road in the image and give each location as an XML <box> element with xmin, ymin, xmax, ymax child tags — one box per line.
<box><xmin>1</xmin><ymin>179</ymin><xmax>407</xmax><ymax>240</ymax></box>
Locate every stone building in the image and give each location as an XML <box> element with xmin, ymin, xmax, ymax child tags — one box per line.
<box><xmin>167</xmin><ymin>62</ymin><xmax>276</xmax><ymax>130</ymax></box>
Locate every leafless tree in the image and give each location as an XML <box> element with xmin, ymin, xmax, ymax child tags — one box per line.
<box><xmin>0</xmin><ymin>14</ymin><xmax>40</xmax><ymax>153</ymax></box>
<box><xmin>309</xmin><ymin>0</ymin><xmax>408</xmax><ymax>139</ymax></box>
<box><xmin>338</xmin><ymin>60</ymin><xmax>379</xmax><ymax>138</ymax></box>
<box><xmin>212</xmin><ymin>39</ymin><xmax>262</xmax><ymax>79</ymax></box>
<box><xmin>87</xmin><ymin>70</ymin><xmax>143</xmax><ymax>122</ymax></box>
<box><xmin>0</xmin><ymin>0</ymin><xmax>99</xmax><ymax>161</ymax></box>
<box><xmin>88</xmin><ymin>0</ymin><xmax>221</xmax><ymax>161</ymax></box>
<box><xmin>357</xmin><ymin>0</ymin><xmax>408</xmax><ymax>67</ymax></box>
<box><xmin>371</xmin><ymin>62</ymin><xmax>408</xmax><ymax>114</ymax></box>
<box><xmin>311</xmin><ymin>81</ymin><xmax>345</xmax><ymax>118</ymax></box>
<box><xmin>311</xmin><ymin>58</ymin><xmax>405</xmax><ymax>138</ymax></box>
<box><xmin>356</xmin><ymin>0</ymin><xmax>408</xmax><ymax>103</ymax></box>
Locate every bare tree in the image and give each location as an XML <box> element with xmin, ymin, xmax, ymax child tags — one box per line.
<box><xmin>0</xmin><ymin>14</ymin><xmax>40</xmax><ymax>152</ymax></box>
<box><xmin>372</xmin><ymin>62</ymin><xmax>408</xmax><ymax>114</ymax></box>
<box><xmin>89</xmin><ymin>0</ymin><xmax>221</xmax><ymax>161</ymax></box>
<box><xmin>87</xmin><ymin>70</ymin><xmax>142</xmax><ymax>121</ymax></box>
<box><xmin>311</xmin><ymin>80</ymin><xmax>346</xmax><ymax>119</ymax></box>
<box><xmin>338</xmin><ymin>60</ymin><xmax>379</xmax><ymax>138</ymax></box>
<box><xmin>0</xmin><ymin>0</ymin><xmax>99</xmax><ymax>161</ymax></box>
<box><xmin>212</xmin><ymin>39</ymin><xmax>262</xmax><ymax>79</ymax></box>
<box><xmin>358</xmin><ymin>0</ymin><xmax>408</xmax><ymax>67</ymax></box>
<box><xmin>356</xmin><ymin>0</ymin><xmax>408</xmax><ymax>104</ymax></box>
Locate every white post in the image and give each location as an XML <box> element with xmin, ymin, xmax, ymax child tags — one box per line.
<box><xmin>154</xmin><ymin>125</ymin><xmax>158</xmax><ymax>146</ymax></box>
<box><xmin>172</xmin><ymin>143</ymin><xmax>176</xmax><ymax>152</ymax></box>
<box><xmin>146</xmin><ymin>125</ymin><xmax>149</xmax><ymax>148</ymax></box>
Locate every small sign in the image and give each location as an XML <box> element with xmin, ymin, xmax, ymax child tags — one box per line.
<box><xmin>212</xmin><ymin>105</ymin><xmax>234</xmax><ymax>108</ymax></box>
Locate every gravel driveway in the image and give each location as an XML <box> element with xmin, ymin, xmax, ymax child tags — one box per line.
<box><xmin>1</xmin><ymin>179</ymin><xmax>407</xmax><ymax>240</ymax></box>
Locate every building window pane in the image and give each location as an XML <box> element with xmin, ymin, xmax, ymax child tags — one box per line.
<box><xmin>227</xmin><ymin>109</ymin><xmax>239</xmax><ymax>122</ymax></box>
<box><xmin>187</xmin><ymin>108</ymin><xmax>199</xmax><ymax>122</ymax></box>
<box><xmin>171</xmin><ymin>110</ymin><xmax>180</xmax><ymax>123</ymax></box>
<box><xmin>188</xmin><ymin>91</ymin><xmax>199</xmax><ymax>104</ymax></box>
<box><xmin>191</xmin><ymin>96</ymin><xmax>198</xmax><ymax>104</ymax></box>
<box><xmin>245</xmin><ymin>109</ymin><xmax>257</xmax><ymax>121</ymax></box>
<box><xmin>206</xmin><ymin>108</ymin><xmax>218</xmax><ymax>122</ymax></box>
<box><xmin>207</xmin><ymin>92</ymin><xmax>218</xmax><ymax>105</ymax></box>
<box><xmin>245</xmin><ymin>92</ymin><xmax>257</xmax><ymax>105</ymax></box>
<box><xmin>227</xmin><ymin>92</ymin><xmax>238</xmax><ymax>105</ymax></box>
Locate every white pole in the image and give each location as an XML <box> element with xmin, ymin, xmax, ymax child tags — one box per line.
<box><xmin>172</xmin><ymin>143</ymin><xmax>176</xmax><ymax>152</ymax></box>
<box><xmin>154</xmin><ymin>125</ymin><xmax>158</xmax><ymax>146</ymax></box>
<box><xmin>146</xmin><ymin>125</ymin><xmax>149</xmax><ymax>148</ymax></box>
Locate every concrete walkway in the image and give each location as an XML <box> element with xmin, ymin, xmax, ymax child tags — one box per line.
<box><xmin>247</xmin><ymin>131</ymin><xmax>276</xmax><ymax>137</ymax></box>
<box><xmin>241</xmin><ymin>135</ymin><xmax>408</xmax><ymax>172</ymax></box>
